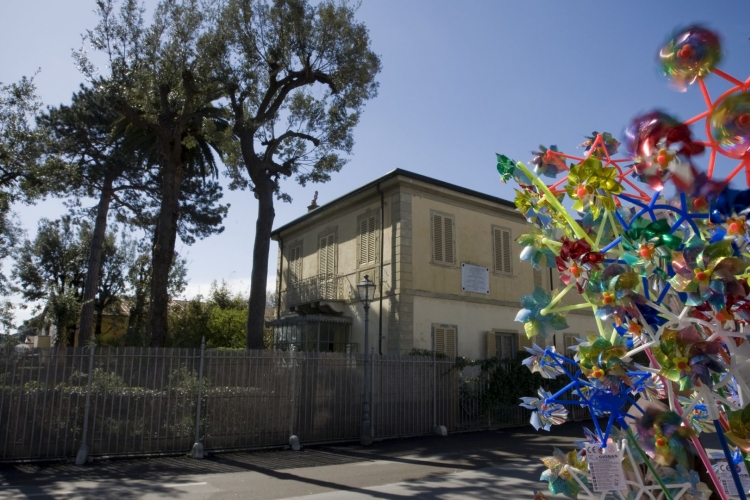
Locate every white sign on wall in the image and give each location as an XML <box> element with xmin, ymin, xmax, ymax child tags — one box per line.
<box><xmin>461</xmin><ymin>263</ymin><xmax>489</xmax><ymax>295</ymax></box>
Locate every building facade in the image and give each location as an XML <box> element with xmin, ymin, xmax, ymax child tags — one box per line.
<box><xmin>270</xmin><ymin>169</ymin><xmax>596</xmax><ymax>360</ymax></box>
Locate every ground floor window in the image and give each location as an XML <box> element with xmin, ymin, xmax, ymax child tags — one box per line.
<box><xmin>433</xmin><ymin>324</ymin><xmax>457</xmax><ymax>358</ymax></box>
<box><xmin>494</xmin><ymin>331</ymin><xmax>517</xmax><ymax>359</ymax></box>
<box><xmin>268</xmin><ymin>315</ymin><xmax>354</xmax><ymax>353</ymax></box>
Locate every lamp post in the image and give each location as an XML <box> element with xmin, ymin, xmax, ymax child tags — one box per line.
<box><xmin>357</xmin><ymin>274</ymin><xmax>376</xmax><ymax>446</ymax></box>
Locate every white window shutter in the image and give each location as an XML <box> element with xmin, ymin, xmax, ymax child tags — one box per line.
<box><xmin>368</xmin><ymin>216</ymin><xmax>376</xmax><ymax>263</ymax></box>
<box><xmin>434</xmin><ymin>327</ymin><xmax>445</xmax><ymax>354</ymax></box>
<box><xmin>502</xmin><ymin>229</ymin><xmax>511</xmax><ymax>273</ymax></box>
<box><xmin>493</xmin><ymin>228</ymin><xmax>512</xmax><ymax>274</ymax></box>
<box><xmin>445</xmin><ymin>328</ymin><xmax>456</xmax><ymax>358</ymax></box>
<box><xmin>444</xmin><ymin>217</ymin><xmax>454</xmax><ymax>264</ymax></box>
<box><xmin>486</xmin><ymin>331</ymin><xmax>497</xmax><ymax>359</ymax></box>
<box><xmin>290</xmin><ymin>246</ymin><xmax>302</xmax><ymax>283</ymax></box>
<box><xmin>359</xmin><ymin>215</ymin><xmax>377</xmax><ymax>265</ymax></box>
<box><xmin>433</xmin><ymin>214</ymin><xmax>443</xmax><ymax>263</ymax></box>
<box><xmin>359</xmin><ymin>219</ymin><xmax>368</xmax><ymax>265</ymax></box>
<box><xmin>319</xmin><ymin>236</ymin><xmax>328</xmax><ymax>275</ymax></box>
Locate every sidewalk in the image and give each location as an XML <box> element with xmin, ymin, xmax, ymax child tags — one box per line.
<box><xmin>0</xmin><ymin>424</ymin><xmax>585</xmax><ymax>499</ymax></box>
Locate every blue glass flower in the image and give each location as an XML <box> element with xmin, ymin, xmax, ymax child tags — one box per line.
<box><xmin>516</xmin><ymin>286</ymin><xmax>570</xmax><ymax>340</ymax></box>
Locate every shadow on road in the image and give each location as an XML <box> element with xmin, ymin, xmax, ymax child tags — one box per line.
<box><xmin>0</xmin><ymin>423</ymin><xmax>589</xmax><ymax>498</ymax></box>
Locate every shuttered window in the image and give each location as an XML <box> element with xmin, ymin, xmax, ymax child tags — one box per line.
<box><xmin>432</xmin><ymin>212</ymin><xmax>455</xmax><ymax>265</ymax></box>
<box><xmin>319</xmin><ymin>233</ymin><xmax>336</xmax><ymax>299</ymax></box>
<box><xmin>359</xmin><ymin>215</ymin><xmax>377</xmax><ymax>265</ymax></box>
<box><xmin>289</xmin><ymin>245</ymin><xmax>303</xmax><ymax>283</ymax></box>
<box><xmin>319</xmin><ymin>233</ymin><xmax>336</xmax><ymax>276</ymax></box>
<box><xmin>434</xmin><ymin>325</ymin><xmax>457</xmax><ymax>358</ymax></box>
<box><xmin>493</xmin><ymin>227</ymin><xmax>512</xmax><ymax>274</ymax></box>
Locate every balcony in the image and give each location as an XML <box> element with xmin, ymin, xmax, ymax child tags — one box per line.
<box><xmin>282</xmin><ymin>273</ymin><xmax>350</xmax><ymax>315</ymax></box>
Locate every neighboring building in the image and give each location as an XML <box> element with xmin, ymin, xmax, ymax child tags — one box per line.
<box><xmin>269</xmin><ymin>169</ymin><xmax>596</xmax><ymax>360</ymax></box>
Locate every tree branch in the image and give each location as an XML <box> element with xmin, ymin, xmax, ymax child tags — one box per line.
<box><xmin>256</xmin><ymin>69</ymin><xmax>337</xmax><ymax>125</ymax></box>
<box><xmin>114</xmin><ymin>98</ymin><xmax>157</xmax><ymax>134</ymax></box>
<box><xmin>262</xmin><ymin>131</ymin><xmax>320</xmax><ymax>162</ymax></box>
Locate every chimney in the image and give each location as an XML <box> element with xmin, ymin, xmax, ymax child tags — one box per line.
<box><xmin>307</xmin><ymin>191</ymin><xmax>319</xmax><ymax>212</ymax></box>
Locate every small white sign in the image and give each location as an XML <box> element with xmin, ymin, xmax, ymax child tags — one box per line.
<box><xmin>714</xmin><ymin>461</ymin><xmax>750</xmax><ymax>496</ymax></box>
<box><xmin>461</xmin><ymin>263</ymin><xmax>489</xmax><ymax>294</ymax></box>
<box><xmin>585</xmin><ymin>442</ymin><xmax>626</xmax><ymax>492</ymax></box>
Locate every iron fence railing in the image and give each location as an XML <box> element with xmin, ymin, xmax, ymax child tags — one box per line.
<box><xmin>273</xmin><ymin>342</ymin><xmax>358</xmax><ymax>354</ymax></box>
<box><xmin>283</xmin><ymin>273</ymin><xmax>345</xmax><ymax>308</ymax></box>
<box><xmin>0</xmin><ymin>346</ymin><xmax>588</xmax><ymax>462</ymax></box>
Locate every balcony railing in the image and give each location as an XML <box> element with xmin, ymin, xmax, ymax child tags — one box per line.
<box><xmin>284</xmin><ymin>273</ymin><xmax>346</xmax><ymax>308</ymax></box>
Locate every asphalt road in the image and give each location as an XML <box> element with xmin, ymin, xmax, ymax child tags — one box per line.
<box><xmin>0</xmin><ymin>425</ymin><xmax>585</xmax><ymax>499</ymax></box>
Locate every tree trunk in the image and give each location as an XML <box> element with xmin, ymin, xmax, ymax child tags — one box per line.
<box><xmin>149</xmin><ymin>161</ymin><xmax>186</xmax><ymax>347</ymax></box>
<box><xmin>94</xmin><ymin>303</ymin><xmax>104</xmax><ymax>337</ymax></box>
<box><xmin>78</xmin><ymin>176</ymin><xmax>114</xmax><ymax>346</ymax></box>
<box><xmin>126</xmin><ymin>285</ymin><xmax>147</xmax><ymax>347</ymax></box>
<box><xmin>246</xmin><ymin>178</ymin><xmax>276</xmax><ymax>349</ymax></box>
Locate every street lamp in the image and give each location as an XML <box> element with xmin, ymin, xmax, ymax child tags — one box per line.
<box><xmin>357</xmin><ymin>274</ymin><xmax>376</xmax><ymax>446</ymax></box>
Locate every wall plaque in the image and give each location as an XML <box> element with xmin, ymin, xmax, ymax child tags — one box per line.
<box><xmin>461</xmin><ymin>263</ymin><xmax>489</xmax><ymax>294</ymax></box>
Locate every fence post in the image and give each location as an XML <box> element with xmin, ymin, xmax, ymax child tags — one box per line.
<box><xmin>288</xmin><ymin>349</ymin><xmax>300</xmax><ymax>451</ymax></box>
<box><xmin>192</xmin><ymin>337</ymin><xmax>205</xmax><ymax>459</ymax></box>
<box><xmin>433</xmin><ymin>346</ymin><xmax>447</xmax><ymax>436</ymax></box>
<box><xmin>75</xmin><ymin>346</ymin><xmax>95</xmax><ymax>465</ymax></box>
<box><xmin>370</xmin><ymin>347</ymin><xmax>375</xmax><ymax>439</ymax></box>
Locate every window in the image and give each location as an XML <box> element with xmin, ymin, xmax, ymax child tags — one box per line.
<box><xmin>289</xmin><ymin>245</ymin><xmax>303</xmax><ymax>283</ymax></box>
<box><xmin>487</xmin><ymin>330</ymin><xmax>526</xmax><ymax>358</ymax></box>
<box><xmin>493</xmin><ymin>226</ymin><xmax>512</xmax><ymax>275</ymax></box>
<box><xmin>319</xmin><ymin>232</ymin><xmax>336</xmax><ymax>298</ymax></box>
<box><xmin>358</xmin><ymin>214</ymin><xmax>377</xmax><ymax>266</ymax></box>
<box><xmin>431</xmin><ymin>211</ymin><xmax>455</xmax><ymax>265</ymax></box>
<box><xmin>495</xmin><ymin>331</ymin><xmax>517</xmax><ymax>359</ymax></box>
<box><xmin>319</xmin><ymin>233</ymin><xmax>336</xmax><ymax>276</ymax></box>
<box><xmin>433</xmin><ymin>325</ymin><xmax>457</xmax><ymax>358</ymax></box>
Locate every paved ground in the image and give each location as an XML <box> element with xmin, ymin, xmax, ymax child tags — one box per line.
<box><xmin>0</xmin><ymin>424</ymin><xmax>585</xmax><ymax>499</ymax></box>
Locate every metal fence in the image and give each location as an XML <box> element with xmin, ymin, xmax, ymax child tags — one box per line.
<box><xmin>0</xmin><ymin>346</ymin><xmax>587</xmax><ymax>462</ymax></box>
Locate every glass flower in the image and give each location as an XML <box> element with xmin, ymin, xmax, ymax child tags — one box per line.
<box><xmin>636</xmin><ymin>402</ymin><xmax>697</xmax><ymax>467</ymax></box>
<box><xmin>522</xmin><ymin>344</ymin><xmax>565</xmax><ymax>379</ymax></box>
<box><xmin>624</xmin><ymin>110</ymin><xmax>703</xmax><ymax>191</ymax></box>
<box><xmin>539</xmin><ymin>447</ymin><xmax>587</xmax><ymax>499</ymax></box>
<box><xmin>670</xmin><ymin>238</ymin><xmax>747</xmax><ymax>311</ymax></box>
<box><xmin>520</xmin><ymin>388</ymin><xmax>569</xmax><ymax>431</ymax></box>
<box><xmin>711</xmin><ymin>92</ymin><xmax>750</xmax><ymax>156</ymax></box>
<box><xmin>555</xmin><ymin>238</ymin><xmax>605</xmax><ymax>293</ymax></box>
<box><xmin>564</xmin><ymin>157</ymin><xmax>624</xmax><ymax>220</ymax></box>
<box><xmin>530</xmin><ymin>145</ymin><xmax>565</xmax><ymax>179</ymax></box>
<box><xmin>678</xmin><ymin>396</ymin><xmax>714</xmax><ymax>433</ymax></box>
<box><xmin>519</xmin><ymin>227</ymin><xmax>563</xmax><ymax>270</ymax></box>
<box><xmin>516</xmin><ymin>286</ymin><xmax>570</xmax><ymax>340</ymax></box>
<box><xmin>579</xmin><ymin>131</ymin><xmax>620</xmax><ymax>158</ymax></box>
<box><xmin>659</xmin><ymin>25</ymin><xmax>722</xmax><ymax>90</ymax></box>
<box><xmin>586</xmin><ymin>264</ymin><xmax>643</xmax><ymax>324</ymax></box>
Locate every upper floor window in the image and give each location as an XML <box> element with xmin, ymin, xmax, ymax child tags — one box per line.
<box><xmin>289</xmin><ymin>244</ymin><xmax>303</xmax><ymax>283</ymax></box>
<box><xmin>319</xmin><ymin>232</ymin><xmax>336</xmax><ymax>277</ymax></box>
<box><xmin>492</xmin><ymin>226</ymin><xmax>512</xmax><ymax>275</ymax></box>
<box><xmin>431</xmin><ymin>211</ymin><xmax>455</xmax><ymax>265</ymax></box>
<box><xmin>358</xmin><ymin>213</ymin><xmax>377</xmax><ymax>266</ymax></box>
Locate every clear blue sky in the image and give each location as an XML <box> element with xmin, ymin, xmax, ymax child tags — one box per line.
<box><xmin>2</xmin><ymin>1</ymin><xmax>750</xmax><ymax>323</ymax></box>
